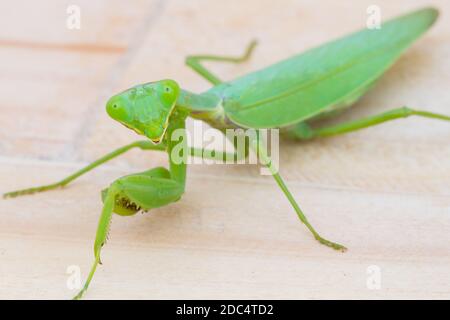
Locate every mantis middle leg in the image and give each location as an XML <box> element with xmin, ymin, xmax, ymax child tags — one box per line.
<box><xmin>3</xmin><ymin>144</ymin><xmax>247</xmax><ymax>199</ymax></box>
<box><xmin>186</xmin><ymin>40</ymin><xmax>258</xmax><ymax>85</ymax></box>
<box><xmin>249</xmin><ymin>131</ymin><xmax>347</xmax><ymax>252</ymax></box>
<box><xmin>3</xmin><ymin>141</ymin><xmax>165</xmax><ymax>198</ymax></box>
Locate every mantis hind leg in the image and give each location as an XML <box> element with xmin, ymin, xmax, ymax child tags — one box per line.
<box><xmin>185</xmin><ymin>39</ymin><xmax>258</xmax><ymax>85</ymax></box>
<box><xmin>283</xmin><ymin>107</ymin><xmax>450</xmax><ymax>140</ymax></box>
<box><xmin>3</xmin><ymin>141</ymin><xmax>165</xmax><ymax>198</ymax></box>
<box><xmin>73</xmin><ymin>168</ymin><xmax>184</xmax><ymax>299</ymax></box>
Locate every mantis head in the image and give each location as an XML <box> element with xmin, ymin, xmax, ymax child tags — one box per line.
<box><xmin>106</xmin><ymin>79</ymin><xmax>180</xmax><ymax>144</ymax></box>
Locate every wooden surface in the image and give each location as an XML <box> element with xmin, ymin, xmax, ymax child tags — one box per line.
<box><xmin>1</xmin><ymin>0</ymin><xmax>449</xmax><ymax>299</ymax></box>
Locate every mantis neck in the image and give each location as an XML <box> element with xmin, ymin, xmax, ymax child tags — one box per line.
<box><xmin>177</xmin><ymin>89</ymin><xmax>236</xmax><ymax>130</ymax></box>
<box><xmin>177</xmin><ymin>89</ymin><xmax>220</xmax><ymax>111</ymax></box>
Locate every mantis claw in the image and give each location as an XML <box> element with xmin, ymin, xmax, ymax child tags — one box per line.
<box><xmin>315</xmin><ymin>236</ymin><xmax>347</xmax><ymax>252</ymax></box>
<box><xmin>3</xmin><ymin>185</ymin><xmax>58</xmax><ymax>198</ymax></box>
<box><xmin>73</xmin><ymin>289</ymin><xmax>86</xmax><ymax>300</ymax></box>
<box><xmin>73</xmin><ymin>252</ymin><xmax>101</xmax><ymax>300</ymax></box>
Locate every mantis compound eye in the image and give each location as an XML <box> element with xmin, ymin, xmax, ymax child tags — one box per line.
<box><xmin>106</xmin><ymin>96</ymin><xmax>129</xmax><ymax>122</ymax></box>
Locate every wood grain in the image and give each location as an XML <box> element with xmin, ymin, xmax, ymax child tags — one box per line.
<box><xmin>0</xmin><ymin>0</ymin><xmax>449</xmax><ymax>299</ymax></box>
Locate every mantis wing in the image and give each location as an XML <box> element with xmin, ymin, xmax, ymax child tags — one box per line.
<box><xmin>210</xmin><ymin>7</ymin><xmax>438</xmax><ymax>128</ymax></box>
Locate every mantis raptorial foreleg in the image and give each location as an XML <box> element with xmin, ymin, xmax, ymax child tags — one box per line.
<box><xmin>249</xmin><ymin>131</ymin><xmax>347</xmax><ymax>252</ymax></box>
<box><xmin>186</xmin><ymin>40</ymin><xmax>258</xmax><ymax>85</ymax></box>
<box><xmin>284</xmin><ymin>107</ymin><xmax>450</xmax><ymax>140</ymax></box>
<box><xmin>73</xmin><ymin>111</ymin><xmax>189</xmax><ymax>299</ymax></box>
<box><xmin>73</xmin><ymin>115</ymin><xmax>251</xmax><ymax>299</ymax></box>
<box><xmin>73</xmin><ymin>166</ymin><xmax>184</xmax><ymax>300</ymax></box>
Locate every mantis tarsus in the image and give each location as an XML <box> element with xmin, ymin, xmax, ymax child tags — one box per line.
<box><xmin>4</xmin><ymin>7</ymin><xmax>450</xmax><ymax>299</ymax></box>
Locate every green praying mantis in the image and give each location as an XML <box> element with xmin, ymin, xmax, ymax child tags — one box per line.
<box><xmin>4</xmin><ymin>7</ymin><xmax>450</xmax><ymax>299</ymax></box>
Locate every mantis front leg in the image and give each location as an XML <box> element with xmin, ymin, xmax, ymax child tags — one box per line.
<box><xmin>73</xmin><ymin>166</ymin><xmax>184</xmax><ymax>299</ymax></box>
<box><xmin>74</xmin><ymin>113</ymin><xmax>189</xmax><ymax>299</ymax></box>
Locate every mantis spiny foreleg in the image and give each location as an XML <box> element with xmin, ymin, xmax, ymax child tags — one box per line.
<box><xmin>74</xmin><ymin>112</ymin><xmax>190</xmax><ymax>299</ymax></box>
